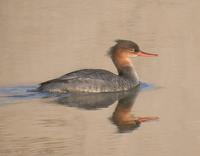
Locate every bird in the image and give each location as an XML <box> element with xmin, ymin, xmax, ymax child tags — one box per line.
<box><xmin>38</xmin><ymin>39</ymin><xmax>158</xmax><ymax>93</ymax></box>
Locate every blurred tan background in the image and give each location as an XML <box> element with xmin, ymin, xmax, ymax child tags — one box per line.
<box><xmin>1</xmin><ymin>1</ymin><xmax>200</xmax><ymax>156</ymax></box>
<box><xmin>0</xmin><ymin>0</ymin><xmax>199</xmax><ymax>88</ymax></box>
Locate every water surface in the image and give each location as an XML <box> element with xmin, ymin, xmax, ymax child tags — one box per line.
<box><xmin>0</xmin><ymin>0</ymin><xmax>200</xmax><ymax>156</ymax></box>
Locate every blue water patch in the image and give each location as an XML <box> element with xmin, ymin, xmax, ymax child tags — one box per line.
<box><xmin>139</xmin><ymin>82</ymin><xmax>156</xmax><ymax>91</ymax></box>
<box><xmin>0</xmin><ymin>85</ymin><xmax>48</xmax><ymax>105</ymax></box>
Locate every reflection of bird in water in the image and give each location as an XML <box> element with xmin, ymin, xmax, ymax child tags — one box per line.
<box><xmin>56</xmin><ymin>91</ymin><xmax>130</xmax><ymax>110</ymax></box>
<box><xmin>54</xmin><ymin>85</ymin><xmax>158</xmax><ymax>133</ymax></box>
<box><xmin>111</xmin><ymin>86</ymin><xmax>158</xmax><ymax>133</ymax></box>
<box><xmin>38</xmin><ymin>40</ymin><xmax>158</xmax><ymax>93</ymax></box>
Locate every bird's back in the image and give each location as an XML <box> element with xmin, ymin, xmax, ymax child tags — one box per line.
<box><xmin>39</xmin><ymin>69</ymin><xmax>135</xmax><ymax>93</ymax></box>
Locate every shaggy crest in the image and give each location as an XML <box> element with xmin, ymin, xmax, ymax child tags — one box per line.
<box><xmin>108</xmin><ymin>39</ymin><xmax>140</xmax><ymax>56</ymax></box>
